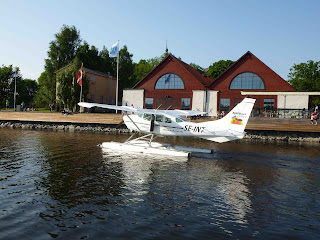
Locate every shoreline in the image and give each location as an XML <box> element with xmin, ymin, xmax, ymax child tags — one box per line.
<box><xmin>1</xmin><ymin>119</ymin><xmax>319</xmax><ymax>143</ymax></box>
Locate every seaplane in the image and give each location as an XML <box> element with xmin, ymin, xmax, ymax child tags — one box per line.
<box><xmin>78</xmin><ymin>98</ymin><xmax>256</xmax><ymax>157</ymax></box>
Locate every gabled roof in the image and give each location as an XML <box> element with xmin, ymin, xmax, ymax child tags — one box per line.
<box><xmin>208</xmin><ymin>51</ymin><xmax>295</xmax><ymax>90</ymax></box>
<box><xmin>83</xmin><ymin>67</ymin><xmax>115</xmax><ymax>79</ymax></box>
<box><xmin>55</xmin><ymin>64</ymin><xmax>115</xmax><ymax>79</ymax></box>
<box><xmin>133</xmin><ymin>54</ymin><xmax>213</xmax><ymax>88</ymax></box>
<box><xmin>172</xmin><ymin>55</ymin><xmax>214</xmax><ymax>86</ymax></box>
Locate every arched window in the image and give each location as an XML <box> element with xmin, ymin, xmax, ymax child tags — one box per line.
<box><xmin>155</xmin><ymin>73</ymin><xmax>184</xmax><ymax>89</ymax></box>
<box><xmin>230</xmin><ymin>72</ymin><xmax>264</xmax><ymax>89</ymax></box>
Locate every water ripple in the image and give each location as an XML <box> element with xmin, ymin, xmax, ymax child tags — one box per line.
<box><xmin>0</xmin><ymin>129</ymin><xmax>319</xmax><ymax>239</ymax></box>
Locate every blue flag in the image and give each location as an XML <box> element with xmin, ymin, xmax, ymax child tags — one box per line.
<box><xmin>109</xmin><ymin>42</ymin><xmax>119</xmax><ymax>58</ymax></box>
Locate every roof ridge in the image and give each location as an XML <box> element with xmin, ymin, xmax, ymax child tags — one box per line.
<box><xmin>171</xmin><ymin>55</ymin><xmax>213</xmax><ymax>87</ymax></box>
<box><xmin>132</xmin><ymin>54</ymin><xmax>172</xmax><ymax>88</ymax></box>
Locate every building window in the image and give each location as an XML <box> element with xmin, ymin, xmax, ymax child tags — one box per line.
<box><xmin>91</xmin><ymin>75</ymin><xmax>95</xmax><ymax>80</ymax></box>
<box><xmin>264</xmin><ymin>99</ymin><xmax>274</xmax><ymax>110</ymax></box>
<box><xmin>181</xmin><ymin>98</ymin><xmax>191</xmax><ymax>110</ymax></box>
<box><xmin>91</xmin><ymin>94</ymin><xmax>95</xmax><ymax>102</ymax></box>
<box><xmin>230</xmin><ymin>72</ymin><xmax>264</xmax><ymax>89</ymax></box>
<box><xmin>145</xmin><ymin>98</ymin><xmax>153</xmax><ymax>109</ymax></box>
<box><xmin>220</xmin><ymin>98</ymin><xmax>230</xmax><ymax>112</ymax></box>
<box><xmin>100</xmin><ymin>96</ymin><xmax>104</xmax><ymax>104</ymax></box>
<box><xmin>155</xmin><ymin>73</ymin><xmax>184</xmax><ymax>89</ymax></box>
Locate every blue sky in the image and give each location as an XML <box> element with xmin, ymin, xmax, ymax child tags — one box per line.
<box><xmin>1</xmin><ymin>0</ymin><xmax>319</xmax><ymax>80</ymax></box>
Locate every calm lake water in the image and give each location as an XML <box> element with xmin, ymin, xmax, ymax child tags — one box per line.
<box><xmin>0</xmin><ymin>128</ymin><xmax>319</xmax><ymax>239</ymax></box>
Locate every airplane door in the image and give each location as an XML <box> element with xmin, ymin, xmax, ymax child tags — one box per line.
<box><xmin>150</xmin><ymin>114</ymin><xmax>155</xmax><ymax>132</ymax></box>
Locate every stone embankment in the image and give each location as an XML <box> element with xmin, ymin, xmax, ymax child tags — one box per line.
<box><xmin>1</xmin><ymin>119</ymin><xmax>319</xmax><ymax>143</ymax></box>
<box><xmin>0</xmin><ymin>120</ymin><xmax>130</xmax><ymax>134</ymax></box>
<box><xmin>244</xmin><ymin>130</ymin><xmax>320</xmax><ymax>143</ymax></box>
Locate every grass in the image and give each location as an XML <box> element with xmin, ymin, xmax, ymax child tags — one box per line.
<box><xmin>0</xmin><ymin>108</ymin><xmax>51</xmax><ymax>112</ymax></box>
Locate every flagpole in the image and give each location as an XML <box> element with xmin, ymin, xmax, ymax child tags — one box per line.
<box><xmin>79</xmin><ymin>63</ymin><xmax>83</xmax><ymax>113</ymax></box>
<box><xmin>13</xmin><ymin>68</ymin><xmax>16</xmax><ymax>111</ymax></box>
<box><xmin>116</xmin><ymin>40</ymin><xmax>119</xmax><ymax>113</ymax></box>
<box><xmin>80</xmin><ymin>81</ymin><xmax>82</xmax><ymax>102</ymax></box>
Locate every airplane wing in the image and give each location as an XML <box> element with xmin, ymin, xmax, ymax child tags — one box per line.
<box><xmin>78</xmin><ymin>102</ymin><xmax>137</xmax><ymax>113</ymax></box>
<box><xmin>152</xmin><ymin>109</ymin><xmax>206</xmax><ymax>117</ymax></box>
<box><xmin>78</xmin><ymin>102</ymin><xmax>206</xmax><ymax>117</ymax></box>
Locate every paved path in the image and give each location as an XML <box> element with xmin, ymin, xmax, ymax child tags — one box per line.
<box><xmin>1</xmin><ymin>111</ymin><xmax>319</xmax><ymax>133</ymax></box>
<box><xmin>0</xmin><ymin>111</ymin><xmax>123</xmax><ymax>124</ymax></box>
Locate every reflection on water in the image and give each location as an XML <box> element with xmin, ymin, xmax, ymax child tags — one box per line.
<box><xmin>0</xmin><ymin>128</ymin><xmax>319</xmax><ymax>239</ymax></box>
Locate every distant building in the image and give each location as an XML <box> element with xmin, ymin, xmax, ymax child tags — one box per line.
<box><xmin>84</xmin><ymin>68</ymin><xmax>117</xmax><ymax>104</ymax></box>
<box><xmin>123</xmin><ymin>52</ymin><xmax>320</xmax><ymax>117</ymax></box>
<box><xmin>56</xmin><ymin>65</ymin><xmax>116</xmax><ymax>107</ymax></box>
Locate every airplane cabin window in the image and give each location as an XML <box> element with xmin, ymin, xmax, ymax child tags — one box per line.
<box><xmin>164</xmin><ymin>117</ymin><xmax>172</xmax><ymax>123</ymax></box>
<box><xmin>143</xmin><ymin>114</ymin><xmax>151</xmax><ymax>121</ymax></box>
<box><xmin>176</xmin><ymin>117</ymin><xmax>188</xmax><ymax>122</ymax></box>
<box><xmin>155</xmin><ymin>115</ymin><xmax>163</xmax><ymax>122</ymax></box>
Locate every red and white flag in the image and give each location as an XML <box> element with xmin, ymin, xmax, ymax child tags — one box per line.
<box><xmin>76</xmin><ymin>63</ymin><xmax>83</xmax><ymax>86</ymax></box>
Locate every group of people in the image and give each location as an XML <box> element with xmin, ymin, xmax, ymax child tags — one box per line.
<box><xmin>311</xmin><ymin>106</ymin><xmax>319</xmax><ymax>125</ymax></box>
<box><xmin>61</xmin><ymin>108</ymin><xmax>70</xmax><ymax>116</ymax></box>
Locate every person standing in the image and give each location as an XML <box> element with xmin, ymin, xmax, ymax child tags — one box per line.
<box><xmin>21</xmin><ymin>102</ymin><xmax>25</xmax><ymax>111</ymax></box>
<box><xmin>313</xmin><ymin>109</ymin><xmax>319</xmax><ymax>125</ymax></box>
<box><xmin>6</xmin><ymin>100</ymin><xmax>9</xmax><ymax>110</ymax></box>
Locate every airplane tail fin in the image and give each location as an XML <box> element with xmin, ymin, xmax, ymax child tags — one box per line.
<box><xmin>199</xmin><ymin>98</ymin><xmax>255</xmax><ymax>143</ymax></box>
<box><xmin>222</xmin><ymin>98</ymin><xmax>256</xmax><ymax>134</ymax></box>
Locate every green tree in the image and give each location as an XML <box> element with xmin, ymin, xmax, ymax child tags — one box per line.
<box><xmin>34</xmin><ymin>71</ymin><xmax>56</xmax><ymax>107</ymax></box>
<box><xmin>0</xmin><ymin>65</ymin><xmax>22</xmax><ymax>108</ymax></box>
<box><xmin>17</xmin><ymin>79</ymin><xmax>38</xmax><ymax>107</ymax></box>
<box><xmin>206</xmin><ymin>60</ymin><xmax>235</xmax><ymax>79</ymax></box>
<box><xmin>116</xmin><ymin>45</ymin><xmax>134</xmax><ymax>99</ymax></box>
<box><xmin>76</xmin><ymin>42</ymin><xmax>114</xmax><ymax>75</ymax></box>
<box><xmin>46</xmin><ymin>25</ymin><xmax>81</xmax><ymax>71</ymax></box>
<box><xmin>132</xmin><ymin>60</ymin><xmax>153</xmax><ymax>86</ymax></box>
<box><xmin>131</xmin><ymin>56</ymin><xmax>162</xmax><ymax>86</ymax></box>
<box><xmin>288</xmin><ymin>60</ymin><xmax>320</xmax><ymax>106</ymax></box>
<box><xmin>189</xmin><ymin>63</ymin><xmax>204</xmax><ymax>71</ymax></box>
<box><xmin>56</xmin><ymin>60</ymin><xmax>89</xmax><ymax>111</ymax></box>
<box><xmin>36</xmin><ymin>25</ymin><xmax>81</xmax><ymax>108</ymax></box>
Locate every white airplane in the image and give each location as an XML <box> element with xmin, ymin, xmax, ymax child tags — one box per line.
<box><xmin>78</xmin><ymin>98</ymin><xmax>256</xmax><ymax>157</ymax></box>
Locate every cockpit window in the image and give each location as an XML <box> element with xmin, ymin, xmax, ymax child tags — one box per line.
<box><xmin>164</xmin><ymin>117</ymin><xmax>172</xmax><ymax>123</ymax></box>
<box><xmin>143</xmin><ymin>113</ymin><xmax>151</xmax><ymax>121</ymax></box>
<box><xmin>176</xmin><ymin>117</ymin><xmax>188</xmax><ymax>123</ymax></box>
<box><xmin>155</xmin><ymin>115</ymin><xmax>163</xmax><ymax>122</ymax></box>
<box><xmin>138</xmin><ymin>113</ymin><xmax>143</xmax><ymax>118</ymax></box>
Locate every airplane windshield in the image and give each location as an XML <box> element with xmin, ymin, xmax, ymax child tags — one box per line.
<box><xmin>176</xmin><ymin>117</ymin><xmax>188</xmax><ymax>122</ymax></box>
<box><xmin>143</xmin><ymin>113</ymin><xmax>152</xmax><ymax>121</ymax></box>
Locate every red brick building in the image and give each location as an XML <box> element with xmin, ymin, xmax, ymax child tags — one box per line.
<box><xmin>123</xmin><ymin>52</ymin><xmax>314</xmax><ymax>117</ymax></box>
<box><xmin>209</xmin><ymin>51</ymin><xmax>296</xmax><ymax>113</ymax></box>
<box><xmin>133</xmin><ymin>54</ymin><xmax>212</xmax><ymax>110</ymax></box>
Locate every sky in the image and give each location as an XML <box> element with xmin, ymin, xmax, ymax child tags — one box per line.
<box><xmin>1</xmin><ymin>0</ymin><xmax>320</xmax><ymax>81</ymax></box>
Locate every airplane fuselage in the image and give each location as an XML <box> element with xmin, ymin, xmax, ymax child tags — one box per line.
<box><xmin>123</xmin><ymin>113</ymin><xmax>211</xmax><ymax>138</ymax></box>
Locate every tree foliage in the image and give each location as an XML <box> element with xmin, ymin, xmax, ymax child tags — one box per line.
<box><xmin>288</xmin><ymin>60</ymin><xmax>320</xmax><ymax>91</ymax></box>
<box><xmin>131</xmin><ymin>57</ymin><xmax>161</xmax><ymax>86</ymax></box>
<box><xmin>46</xmin><ymin>25</ymin><xmax>81</xmax><ymax>71</ymax></box>
<box><xmin>288</xmin><ymin>60</ymin><xmax>320</xmax><ymax>107</ymax></box>
<box><xmin>17</xmin><ymin>79</ymin><xmax>38</xmax><ymax>107</ymax></box>
<box><xmin>56</xmin><ymin>59</ymin><xmax>89</xmax><ymax>111</ymax></box>
<box><xmin>76</xmin><ymin>42</ymin><xmax>113</xmax><ymax>75</ymax></box>
<box><xmin>34</xmin><ymin>71</ymin><xmax>56</xmax><ymax>107</ymax></box>
<box><xmin>206</xmin><ymin>60</ymin><xmax>235</xmax><ymax>79</ymax></box>
<box><xmin>35</xmin><ymin>25</ymin><xmax>82</xmax><ymax>108</ymax></box>
<box><xmin>118</xmin><ymin>45</ymin><xmax>134</xmax><ymax>95</ymax></box>
<box><xmin>189</xmin><ymin>63</ymin><xmax>204</xmax><ymax>71</ymax></box>
<box><xmin>0</xmin><ymin>65</ymin><xmax>22</xmax><ymax>108</ymax></box>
